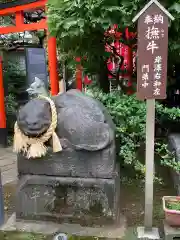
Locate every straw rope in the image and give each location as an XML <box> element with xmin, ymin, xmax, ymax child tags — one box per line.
<box><xmin>13</xmin><ymin>95</ymin><xmax>62</xmax><ymax>159</ymax></box>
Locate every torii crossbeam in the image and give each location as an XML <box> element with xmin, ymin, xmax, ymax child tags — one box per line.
<box><xmin>0</xmin><ymin>0</ymin><xmax>59</xmax><ymax>146</ymax></box>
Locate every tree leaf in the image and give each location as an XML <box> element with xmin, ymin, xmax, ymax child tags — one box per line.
<box><xmin>169</xmin><ymin>3</ymin><xmax>180</xmax><ymax>13</ymax></box>
<box><xmin>63</xmin><ymin>19</ymin><xmax>78</xmax><ymax>29</ymax></box>
<box><xmin>103</xmin><ymin>6</ymin><xmax>123</xmax><ymax>12</ymax></box>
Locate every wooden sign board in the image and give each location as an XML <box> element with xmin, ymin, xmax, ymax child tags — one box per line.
<box><xmin>136</xmin><ymin>3</ymin><xmax>169</xmax><ymax>100</ymax></box>
<box><xmin>133</xmin><ymin>0</ymin><xmax>174</xmax><ymax>235</ymax></box>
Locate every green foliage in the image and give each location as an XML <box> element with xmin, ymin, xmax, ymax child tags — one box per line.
<box><xmin>47</xmin><ymin>0</ymin><xmax>138</xmax><ymax>75</ymax></box>
<box><xmin>5</xmin><ymin>94</ymin><xmax>17</xmax><ymax>132</ymax></box>
<box><xmin>47</xmin><ymin>0</ymin><xmax>180</xmax><ymax>79</ymax></box>
<box><xmin>0</xmin><ymin>231</ymin><xmax>49</xmax><ymax>240</ymax></box>
<box><xmin>4</xmin><ymin>61</ymin><xmax>26</xmax><ymax>134</ymax></box>
<box><xmin>4</xmin><ymin>60</ymin><xmax>26</xmax><ymax>96</ymax></box>
<box><xmin>155</xmin><ymin>142</ymin><xmax>180</xmax><ymax>172</ymax></box>
<box><xmin>167</xmin><ymin>200</ymin><xmax>180</xmax><ymax>211</ymax></box>
<box><xmin>87</xmin><ymin>87</ymin><xmax>146</xmax><ymax>174</ymax></box>
<box><xmin>87</xmin><ymin>87</ymin><xmax>180</xmax><ymax>176</ymax></box>
<box><xmin>168</xmin><ymin>1</ymin><xmax>180</xmax><ymax>67</ymax></box>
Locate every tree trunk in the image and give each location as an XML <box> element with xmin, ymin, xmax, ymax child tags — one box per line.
<box><xmin>98</xmin><ymin>61</ymin><xmax>109</xmax><ymax>93</ymax></box>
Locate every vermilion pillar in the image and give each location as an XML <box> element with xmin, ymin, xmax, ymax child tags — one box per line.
<box><xmin>76</xmin><ymin>64</ymin><xmax>83</xmax><ymax>91</ymax></box>
<box><xmin>15</xmin><ymin>11</ymin><xmax>24</xmax><ymax>26</ymax></box>
<box><xmin>0</xmin><ymin>57</ymin><xmax>7</xmax><ymax>146</ymax></box>
<box><xmin>75</xmin><ymin>57</ymin><xmax>83</xmax><ymax>91</ymax></box>
<box><xmin>47</xmin><ymin>36</ymin><xmax>59</xmax><ymax>95</ymax></box>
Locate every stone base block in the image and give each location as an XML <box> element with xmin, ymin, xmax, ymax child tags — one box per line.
<box><xmin>168</xmin><ymin>134</ymin><xmax>180</xmax><ymax>194</ymax></box>
<box><xmin>137</xmin><ymin>227</ymin><xmax>160</xmax><ymax>240</ymax></box>
<box><xmin>164</xmin><ymin>221</ymin><xmax>180</xmax><ymax>240</ymax></box>
<box><xmin>16</xmin><ymin>173</ymin><xmax>120</xmax><ymax>227</ymax></box>
<box><xmin>1</xmin><ymin>213</ymin><xmax>126</xmax><ymax>238</ymax></box>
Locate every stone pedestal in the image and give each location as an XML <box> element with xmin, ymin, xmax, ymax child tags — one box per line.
<box><xmin>16</xmin><ymin>145</ymin><xmax>120</xmax><ymax>226</ymax></box>
<box><xmin>137</xmin><ymin>227</ymin><xmax>160</xmax><ymax>240</ymax></box>
<box><xmin>164</xmin><ymin>221</ymin><xmax>180</xmax><ymax>240</ymax></box>
<box><xmin>16</xmin><ymin>138</ymin><xmax>121</xmax><ymax>226</ymax></box>
<box><xmin>16</xmin><ymin>171</ymin><xmax>120</xmax><ymax>226</ymax></box>
<box><xmin>168</xmin><ymin>134</ymin><xmax>180</xmax><ymax>194</ymax></box>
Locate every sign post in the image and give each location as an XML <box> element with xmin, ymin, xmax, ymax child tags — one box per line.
<box><xmin>132</xmin><ymin>0</ymin><xmax>174</xmax><ymax>238</ymax></box>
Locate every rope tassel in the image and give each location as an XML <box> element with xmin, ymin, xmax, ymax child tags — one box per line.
<box><xmin>52</xmin><ymin>132</ymin><xmax>62</xmax><ymax>152</ymax></box>
<box><xmin>13</xmin><ymin>95</ymin><xmax>62</xmax><ymax>159</ymax></box>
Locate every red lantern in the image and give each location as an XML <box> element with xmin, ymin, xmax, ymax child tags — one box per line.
<box><xmin>119</xmin><ymin>43</ymin><xmax>133</xmax><ymax>78</ymax></box>
<box><xmin>105</xmin><ymin>27</ymin><xmax>135</xmax><ymax>91</ymax></box>
<box><xmin>84</xmin><ymin>75</ymin><xmax>92</xmax><ymax>85</ymax></box>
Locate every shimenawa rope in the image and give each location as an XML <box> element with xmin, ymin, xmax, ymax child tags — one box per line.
<box><xmin>13</xmin><ymin>95</ymin><xmax>62</xmax><ymax>159</ymax></box>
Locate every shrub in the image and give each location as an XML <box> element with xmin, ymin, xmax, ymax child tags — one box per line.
<box><xmin>4</xmin><ymin>61</ymin><xmax>26</xmax><ymax>134</ymax></box>
<box><xmin>87</xmin><ymin>86</ymin><xmax>180</xmax><ymax>176</ymax></box>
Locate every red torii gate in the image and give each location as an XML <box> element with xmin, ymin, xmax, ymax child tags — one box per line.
<box><xmin>0</xmin><ymin>0</ymin><xmax>59</xmax><ymax>145</ymax></box>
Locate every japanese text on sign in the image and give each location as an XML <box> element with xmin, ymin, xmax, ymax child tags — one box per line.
<box><xmin>141</xmin><ymin>64</ymin><xmax>149</xmax><ymax>89</ymax></box>
<box><xmin>145</xmin><ymin>14</ymin><xmax>164</xmax><ymax>54</ymax></box>
<box><xmin>136</xmin><ymin>2</ymin><xmax>169</xmax><ymax>100</ymax></box>
<box><xmin>153</xmin><ymin>56</ymin><xmax>162</xmax><ymax>96</ymax></box>
<box><xmin>144</xmin><ymin>14</ymin><xmax>164</xmax><ymax>96</ymax></box>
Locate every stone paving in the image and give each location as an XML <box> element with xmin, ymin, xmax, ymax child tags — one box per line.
<box><xmin>1</xmin><ymin>213</ymin><xmax>127</xmax><ymax>238</ymax></box>
<box><xmin>0</xmin><ymin>147</ymin><xmax>17</xmax><ymax>185</ymax></box>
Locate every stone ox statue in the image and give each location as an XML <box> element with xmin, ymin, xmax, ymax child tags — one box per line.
<box><xmin>17</xmin><ymin>89</ymin><xmax>114</xmax><ymax>150</ymax></box>
<box><xmin>15</xmin><ymin>79</ymin><xmax>120</xmax><ymax>225</ymax></box>
<box><xmin>15</xmin><ymin>79</ymin><xmax>116</xmax><ymax>178</ymax></box>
